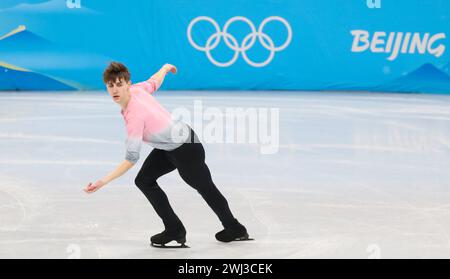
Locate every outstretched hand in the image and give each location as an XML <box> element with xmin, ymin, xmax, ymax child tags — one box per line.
<box><xmin>164</xmin><ymin>63</ymin><xmax>177</xmax><ymax>74</ymax></box>
<box><xmin>84</xmin><ymin>180</ymin><xmax>106</xmax><ymax>194</ymax></box>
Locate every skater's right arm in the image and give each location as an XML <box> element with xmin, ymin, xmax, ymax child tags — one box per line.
<box><xmin>84</xmin><ymin>117</ymin><xmax>144</xmax><ymax>194</ymax></box>
<box><xmin>101</xmin><ymin>160</ymin><xmax>135</xmax><ymax>184</ymax></box>
<box><xmin>102</xmin><ymin>160</ymin><xmax>134</xmax><ymax>184</ymax></box>
<box><xmin>84</xmin><ymin>160</ymin><xmax>134</xmax><ymax>194</ymax></box>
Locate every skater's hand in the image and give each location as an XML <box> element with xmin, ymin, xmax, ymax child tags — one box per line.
<box><xmin>163</xmin><ymin>64</ymin><xmax>177</xmax><ymax>74</ymax></box>
<box><xmin>84</xmin><ymin>180</ymin><xmax>106</xmax><ymax>194</ymax></box>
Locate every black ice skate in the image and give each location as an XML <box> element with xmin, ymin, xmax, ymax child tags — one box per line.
<box><xmin>150</xmin><ymin>226</ymin><xmax>189</xmax><ymax>248</ymax></box>
<box><xmin>215</xmin><ymin>222</ymin><xmax>254</xmax><ymax>243</ymax></box>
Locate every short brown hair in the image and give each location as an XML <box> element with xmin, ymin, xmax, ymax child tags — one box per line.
<box><xmin>103</xmin><ymin>62</ymin><xmax>131</xmax><ymax>84</ymax></box>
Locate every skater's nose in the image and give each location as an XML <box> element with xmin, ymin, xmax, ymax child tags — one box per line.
<box><xmin>111</xmin><ymin>86</ymin><xmax>119</xmax><ymax>93</ymax></box>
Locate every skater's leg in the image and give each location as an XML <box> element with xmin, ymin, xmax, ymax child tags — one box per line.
<box><xmin>168</xmin><ymin>141</ymin><xmax>237</xmax><ymax>228</ymax></box>
<box><xmin>134</xmin><ymin>149</ymin><xmax>182</xmax><ymax>230</ymax></box>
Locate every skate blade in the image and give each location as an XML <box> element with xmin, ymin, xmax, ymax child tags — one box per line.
<box><xmin>234</xmin><ymin>236</ymin><xmax>255</xmax><ymax>241</ymax></box>
<box><xmin>151</xmin><ymin>242</ymin><xmax>190</xmax><ymax>249</ymax></box>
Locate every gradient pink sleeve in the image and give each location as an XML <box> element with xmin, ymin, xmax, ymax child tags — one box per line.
<box><xmin>134</xmin><ymin>78</ymin><xmax>162</xmax><ymax>94</ymax></box>
<box><xmin>125</xmin><ymin>117</ymin><xmax>145</xmax><ymax>164</ymax></box>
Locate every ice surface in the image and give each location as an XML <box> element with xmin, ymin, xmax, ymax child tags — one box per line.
<box><xmin>0</xmin><ymin>91</ymin><xmax>450</xmax><ymax>259</ymax></box>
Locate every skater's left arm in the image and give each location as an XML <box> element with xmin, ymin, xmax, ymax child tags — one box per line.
<box><xmin>149</xmin><ymin>63</ymin><xmax>177</xmax><ymax>86</ymax></box>
<box><xmin>84</xmin><ymin>160</ymin><xmax>135</xmax><ymax>194</ymax></box>
<box><xmin>135</xmin><ymin>64</ymin><xmax>177</xmax><ymax>94</ymax></box>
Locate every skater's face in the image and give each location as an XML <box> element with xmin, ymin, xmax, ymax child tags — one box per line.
<box><xmin>106</xmin><ymin>78</ymin><xmax>131</xmax><ymax>105</ymax></box>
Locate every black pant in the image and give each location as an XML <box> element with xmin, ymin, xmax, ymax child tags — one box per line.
<box><xmin>134</xmin><ymin>129</ymin><xmax>237</xmax><ymax>231</ymax></box>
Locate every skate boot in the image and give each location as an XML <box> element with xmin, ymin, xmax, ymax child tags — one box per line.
<box><xmin>215</xmin><ymin>222</ymin><xmax>253</xmax><ymax>243</ymax></box>
<box><xmin>150</xmin><ymin>225</ymin><xmax>189</xmax><ymax>248</ymax></box>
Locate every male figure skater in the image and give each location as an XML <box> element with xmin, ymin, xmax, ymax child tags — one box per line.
<box><xmin>84</xmin><ymin>62</ymin><xmax>250</xmax><ymax>248</ymax></box>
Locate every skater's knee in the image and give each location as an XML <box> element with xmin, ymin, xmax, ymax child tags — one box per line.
<box><xmin>134</xmin><ymin>175</ymin><xmax>157</xmax><ymax>190</ymax></box>
<box><xmin>179</xmin><ymin>166</ymin><xmax>213</xmax><ymax>188</ymax></box>
<box><xmin>134</xmin><ymin>175</ymin><xmax>143</xmax><ymax>188</ymax></box>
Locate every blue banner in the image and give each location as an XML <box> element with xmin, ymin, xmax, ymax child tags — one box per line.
<box><xmin>0</xmin><ymin>0</ymin><xmax>449</xmax><ymax>93</ymax></box>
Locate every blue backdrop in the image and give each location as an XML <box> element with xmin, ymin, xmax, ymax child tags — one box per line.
<box><xmin>0</xmin><ymin>0</ymin><xmax>449</xmax><ymax>93</ymax></box>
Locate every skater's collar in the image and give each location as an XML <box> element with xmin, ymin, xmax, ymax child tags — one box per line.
<box><xmin>120</xmin><ymin>94</ymin><xmax>134</xmax><ymax>117</ymax></box>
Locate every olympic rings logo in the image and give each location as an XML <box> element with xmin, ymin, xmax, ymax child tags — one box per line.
<box><xmin>187</xmin><ymin>16</ymin><xmax>292</xmax><ymax>67</ymax></box>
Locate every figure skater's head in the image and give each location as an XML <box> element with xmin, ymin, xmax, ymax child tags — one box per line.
<box><xmin>103</xmin><ymin>62</ymin><xmax>132</xmax><ymax>105</ymax></box>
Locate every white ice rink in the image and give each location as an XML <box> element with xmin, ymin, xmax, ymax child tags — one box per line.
<box><xmin>1</xmin><ymin>91</ymin><xmax>450</xmax><ymax>259</ymax></box>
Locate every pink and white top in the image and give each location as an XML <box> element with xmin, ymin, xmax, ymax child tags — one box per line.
<box><xmin>121</xmin><ymin>78</ymin><xmax>190</xmax><ymax>164</ymax></box>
